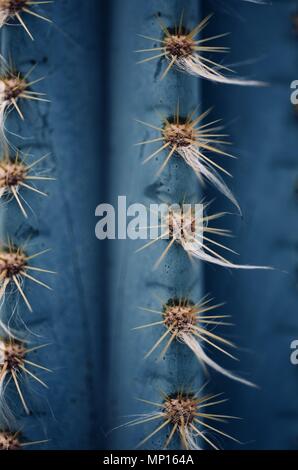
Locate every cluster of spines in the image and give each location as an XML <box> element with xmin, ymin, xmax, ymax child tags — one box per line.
<box><xmin>0</xmin><ymin>0</ymin><xmax>52</xmax><ymax>450</ymax></box>
<box><xmin>132</xmin><ymin>6</ymin><xmax>269</xmax><ymax>450</ymax></box>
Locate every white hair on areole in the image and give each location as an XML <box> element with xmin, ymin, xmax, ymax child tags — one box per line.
<box><xmin>178</xmin><ymin>146</ymin><xmax>241</xmax><ymax>214</ymax></box>
<box><xmin>136</xmin><ymin>106</ymin><xmax>242</xmax><ymax>213</ymax></box>
<box><xmin>242</xmin><ymin>0</ymin><xmax>269</xmax><ymax>3</ymax></box>
<box><xmin>0</xmin><ymin>333</ymin><xmax>51</xmax><ymax>417</ymax></box>
<box><xmin>167</xmin><ymin>207</ymin><xmax>272</xmax><ymax>270</ymax></box>
<box><xmin>0</xmin><ymin>150</ymin><xmax>53</xmax><ymax>218</ymax></box>
<box><xmin>171</xmin><ymin>54</ymin><xmax>264</xmax><ymax>86</ymax></box>
<box><xmin>0</xmin><ymin>1</ymin><xmax>52</xmax><ymax>40</ymax></box>
<box><xmin>180</xmin><ymin>332</ymin><xmax>255</xmax><ymax>387</ymax></box>
<box><xmin>125</xmin><ymin>391</ymin><xmax>239</xmax><ymax>450</ymax></box>
<box><xmin>0</xmin><ymin>79</ymin><xmax>9</xmax><ymax>141</ymax></box>
<box><xmin>0</xmin><ymin>5</ymin><xmax>9</xmax><ymax>27</ymax></box>
<box><xmin>137</xmin><ymin>203</ymin><xmax>273</xmax><ymax>270</ymax></box>
<box><xmin>0</xmin><ymin>56</ymin><xmax>49</xmax><ymax>145</ymax></box>
<box><xmin>135</xmin><ymin>296</ymin><xmax>256</xmax><ymax>389</ymax></box>
<box><xmin>183</xmin><ymin>427</ymin><xmax>202</xmax><ymax>450</ymax></box>
<box><xmin>0</xmin><ymin>338</ymin><xmax>16</xmax><ymax>424</ymax></box>
<box><xmin>183</xmin><ymin>236</ymin><xmax>271</xmax><ymax>270</ymax></box>
<box><xmin>137</xmin><ymin>13</ymin><xmax>266</xmax><ymax>86</ymax></box>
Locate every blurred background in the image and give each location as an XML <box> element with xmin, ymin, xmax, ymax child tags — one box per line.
<box><xmin>1</xmin><ymin>0</ymin><xmax>297</xmax><ymax>450</ymax></box>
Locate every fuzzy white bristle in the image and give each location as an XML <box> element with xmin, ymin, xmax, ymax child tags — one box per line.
<box><xmin>136</xmin><ymin>108</ymin><xmax>242</xmax><ymax>212</ymax></box>
<box><xmin>0</xmin><ymin>152</ymin><xmax>52</xmax><ymax>218</ymax></box>
<box><xmin>183</xmin><ymin>427</ymin><xmax>202</xmax><ymax>450</ymax></box>
<box><xmin>180</xmin><ymin>332</ymin><xmax>255</xmax><ymax>387</ymax></box>
<box><xmin>0</xmin><ymin>340</ymin><xmax>5</xmax><ymax>363</ymax></box>
<box><xmin>171</xmin><ymin>55</ymin><xmax>264</xmax><ymax>86</ymax></box>
<box><xmin>165</xmin><ymin>208</ymin><xmax>272</xmax><ymax>270</ymax></box>
<box><xmin>0</xmin><ymin>1</ymin><xmax>52</xmax><ymax>40</ymax></box>
<box><xmin>242</xmin><ymin>0</ymin><xmax>269</xmax><ymax>3</ymax></box>
<box><xmin>127</xmin><ymin>392</ymin><xmax>239</xmax><ymax>450</ymax></box>
<box><xmin>137</xmin><ymin>13</ymin><xmax>266</xmax><ymax>86</ymax></box>
<box><xmin>0</xmin><ymin>9</ymin><xmax>9</xmax><ymax>28</ymax></box>
<box><xmin>136</xmin><ymin>297</ymin><xmax>256</xmax><ymax>387</ymax></box>
<box><xmin>183</xmin><ymin>237</ymin><xmax>271</xmax><ymax>269</ymax></box>
<box><xmin>178</xmin><ymin>146</ymin><xmax>241</xmax><ymax>214</ymax></box>
<box><xmin>0</xmin><ymin>79</ymin><xmax>7</xmax><ymax>139</ymax></box>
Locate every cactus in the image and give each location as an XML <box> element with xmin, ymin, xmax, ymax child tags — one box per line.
<box><xmin>0</xmin><ymin>0</ymin><xmax>290</xmax><ymax>452</ymax></box>
<box><xmin>136</xmin><ymin>12</ymin><xmax>264</xmax><ymax>85</ymax></box>
<box><xmin>134</xmin><ymin>296</ymin><xmax>256</xmax><ymax>387</ymax></box>
<box><xmin>122</xmin><ymin>0</ymin><xmax>273</xmax><ymax>451</ymax></box>
<box><xmin>136</xmin><ymin>104</ymin><xmax>242</xmax><ymax>211</ymax></box>
<box><xmin>0</xmin><ymin>0</ymin><xmax>54</xmax><ymax>451</ymax></box>
<box><xmin>0</xmin><ymin>0</ymin><xmax>51</xmax><ymax>40</ymax></box>
<box><xmin>126</xmin><ymin>391</ymin><xmax>239</xmax><ymax>450</ymax></box>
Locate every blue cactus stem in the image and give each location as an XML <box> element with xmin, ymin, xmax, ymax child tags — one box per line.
<box><xmin>0</xmin><ymin>0</ymin><xmax>106</xmax><ymax>450</ymax></box>
<box><xmin>102</xmin><ymin>0</ymin><xmax>203</xmax><ymax>450</ymax></box>
<box><xmin>202</xmin><ymin>0</ymin><xmax>298</xmax><ymax>450</ymax></box>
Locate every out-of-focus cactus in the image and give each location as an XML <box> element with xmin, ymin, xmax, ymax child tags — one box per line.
<box><xmin>202</xmin><ymin>0</ymin><xmax>298</xmax><ymax>450</ymax></box>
